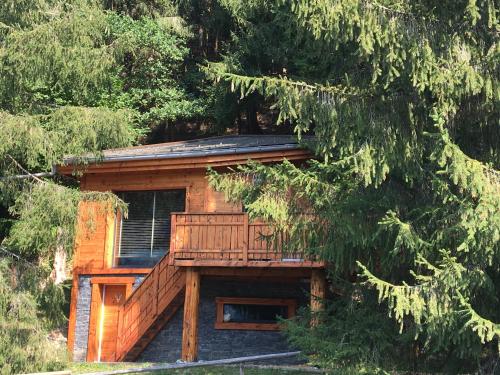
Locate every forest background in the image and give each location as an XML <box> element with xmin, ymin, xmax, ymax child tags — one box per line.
<box><xmin>0</xmin><ymin>0</ymin><xmax>498</xmax><ymax>374</ymax></box>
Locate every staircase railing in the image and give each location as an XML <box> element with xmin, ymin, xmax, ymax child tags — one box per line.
<box><xmin>116</xmin><ymin>253</ymin><xmax>185</xmax><ymax>360</ymax></box>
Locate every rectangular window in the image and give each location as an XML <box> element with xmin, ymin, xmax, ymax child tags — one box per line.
<box><xmin>215</xmin><ymin>297</ymin><xmax>296</xmax><ymax>330</ymax></box>
<box><xmin>114</xmin><ymin>189</ymin><xmax>186</xmax><ymax>268</ymax></box>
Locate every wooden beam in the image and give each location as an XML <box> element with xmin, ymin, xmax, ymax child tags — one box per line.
<box><xmin>57</xmin><ymin>150</ymin><xmax>310</xmax><ymax>175</ymax></box>
<box><xmin>73</xmin><ymin>267</ymin><xmax>151</xmax><ymax>275</ymax></box>
<box><xmin>90</xmin><ymin>276</ymin><xmax>136</xmax><ymax>285</ymax></box>
<box><xmin>310</xmin><ymin>269</ymin><xmax>327</xmax><ymax>326</ymax></box>
<box><xmin>104</xmin><ymin>208</ymin><xmax>116</xmax><ymax>268</ymax></box>
<box><xmin>199</xmin><ymin>267</ymin><xmax>312</xmax><ymax>278</ymax></box>
<box><xmin>174</xmin><ymin>259</ymin><xmax>326</xmax><ymax>268</ymax></box>
<box><xmin>181</xmin><ymin>267</ymin><xmax>200</xmax><ymax>362</ymax></box>
<box><xmin>87</xmin><ymin>283</ymin><xmax>103</xmax><ymax>361</ymax></box>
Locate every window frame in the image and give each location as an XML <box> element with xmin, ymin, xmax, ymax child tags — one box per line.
<box><xmin>215</xmin><ymin>297</ymin><xmax>297</xmax><ymax>331</ymax></box>
<box><xmin>112</xmin><ymin>188</ymin><xmax>188</xmax><ymax>268</ymax></box>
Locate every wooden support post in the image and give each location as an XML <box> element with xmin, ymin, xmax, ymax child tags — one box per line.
<box><xmin>87</xmin><ymin>283</ymin><xmax>103</xmax><ymax>361</ymax></box>
<box><xmin>170</xmin><ymin>214</ymin><xmax>177</xmax><ymax>254</ymax></box>
<box><xmin>182</xmin><ymin>267</ymin><xmax>200</xmax><ymax>362</ymax></box>
<box><xmin>310</xmin><ymin>269</ymin><xmax>326</xmax><ymax>326</ymax></box>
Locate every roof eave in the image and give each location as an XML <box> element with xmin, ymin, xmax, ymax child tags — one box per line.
<box><xmin>56</xmin><ymin>145</ymin><xmax>311</xmax><ymax>176</ymax></box>
<box><xmin>62</xmin><ymin>143</ymin><xmax>303</xmax><ymax>165</ymax></box>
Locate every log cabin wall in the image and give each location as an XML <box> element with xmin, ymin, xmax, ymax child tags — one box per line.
<box><xmin>73</xmin><ymin>169</ymin><xmax>240</xmax><ymax>273</ymax></box>
<box><xmin>65</xmin><ymin>137</ymin><xmax>315</xmax><ymax>362</ymax></box>
<box><xmin>69</xmin><ymin>167</ymin><xmax>241</xmax><ymax>359</ymax></box>
<box><xmin>81</xmin><ymin>169</ymin><xmax>239</xmax><ymax>211</ymax></box>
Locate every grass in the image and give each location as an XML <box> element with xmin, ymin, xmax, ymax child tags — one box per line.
<box><xmin>70</xmin><ymin>362</ymin><xmax>151</xmax><ymax>373</ymax></box>
<box><xmin>69</xmin><ymin>362</ymin><xmax>320</xmax><ymax>375</ymax></box>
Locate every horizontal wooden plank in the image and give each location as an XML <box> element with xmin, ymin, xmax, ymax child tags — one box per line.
<box><xmin>91</xmin><ymin>277</ymin><xmax>136</xmax><ymax>285</ymax></box>
<box><xmin>74</xmin><ymin>267</ymin><xmax>152</xmax><ymax>275</ymax></box>
<box><xmin>174</xmin><ymin>260</ymin><xmax>325</xmax><ymax>268</ymax></box>
<box><xmin>199</xmin><ymin>267</ymin><xmax>313</xmax><ymax>278</ymax></box>
<box><xmin>175</xmin><ymin>223</ymin><xmax>244</xmax><ymax>227</ymax></box>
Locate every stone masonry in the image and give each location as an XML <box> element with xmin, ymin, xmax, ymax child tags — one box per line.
<box><xmin>139</xmin><ymin>278</ymin><xmax>309</xmax><ymax>362</ymax></box>
<box><xmin>73</xmin><ymin>275</ymin><xmax>308</xmax><ymax>363</ymax></box>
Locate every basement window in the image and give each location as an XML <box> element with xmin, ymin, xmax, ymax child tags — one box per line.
<box><xmin>114</xmin><ymin>189</ymin><xmax>186</xmax><ymax>267</ymax></box>
<box><xmin>215</xmin><ymin>297</ymin><xmax>296</xmax><ymax>330</ymax></box>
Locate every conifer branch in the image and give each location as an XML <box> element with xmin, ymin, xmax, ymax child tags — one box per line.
<box><xmin>5</xmin><ymin>154</ymin><xmax>50</xmax><ymax>184</ymax></box>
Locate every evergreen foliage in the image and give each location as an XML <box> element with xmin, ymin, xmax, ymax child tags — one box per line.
<box><xmin>104</xmin><ymin>13</ymin><xmax>206</xmax><ymax>132</ymax></box>
<box><xmin>0</xmin><ymin>0</ymin><xmax>498</xmax><ymax>371</ymax></box>
<box><xmin>0</xmin><ymin>0</ymin><xmax>139</xmax><ymax>265</ymax></box>
<box><xmin>208</xmin><ymin>0</ymin><xmax>500</xmax><ymax>370</ymax></box>
<box><xmin>0</xmin><ymin>1</ymin><xmax>147</xmax><ymax>371</ymax></box>
<box><xmin>0</xmin><ymin>259</ymin><xmax>66</xmax><ymax>374</ymax></box>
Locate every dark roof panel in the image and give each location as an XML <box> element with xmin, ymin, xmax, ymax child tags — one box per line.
<box><xmin>65</xmin><ymin>135</ymin><xmax>307</xmax><ymax>164</ymax></box>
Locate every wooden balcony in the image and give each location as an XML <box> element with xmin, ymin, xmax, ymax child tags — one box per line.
<box><xmin>170</xmin><ymin>213</ymin><xmax>324</xmax><ymax>268</ymax></box>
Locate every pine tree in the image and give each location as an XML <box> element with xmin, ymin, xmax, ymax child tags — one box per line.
<box><xmin>0</xmin><ymin>2</ymin><xmax>138</xmax><ymax>371</ymax></box>
<box><xmin>208</xmin><ymin>0</ymin><xmax>500</xmax><ymax>370</ymax></box>
<box><xmin>0</xmin><ymin>0</ymin><xmax>139</xmax><ymax>265</ymax></box>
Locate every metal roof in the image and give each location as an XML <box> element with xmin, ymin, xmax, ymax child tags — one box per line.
<box><xmin>64</xmin><ymin>135</ymin><xmax>308</xmax><ymax>164</ymax></box>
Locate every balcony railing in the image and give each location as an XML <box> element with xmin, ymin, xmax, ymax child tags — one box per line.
<box><xmin>170</xmin><ymin>213</ymin><xmax>324</xmax><ymax>267</ymax></box>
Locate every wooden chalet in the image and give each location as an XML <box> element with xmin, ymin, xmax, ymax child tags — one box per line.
<box><xmin>59</xmin><ymin>135</ymin><xmax>327</xmax><ymax>363</ymax></box>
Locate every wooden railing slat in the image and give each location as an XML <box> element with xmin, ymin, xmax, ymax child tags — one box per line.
<box><xmin>171</xmin><ymin>212</ymin><xmax>319</xmax><ymax>265</ymax></box>
<box><xmin>242</xmin><ymin>214</ymin><xmax>248</xmax><ymax>262</ymax></box>
<box><xmin>116</xmin><ymin>253</ymin><xmax>186</xmax><ymax>360</ymax></box>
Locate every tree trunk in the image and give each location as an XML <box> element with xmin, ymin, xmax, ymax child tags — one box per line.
<box><xmin>50</xmin><ymin>228</ymin><xmax>67</xmax><ymax>284</ymax></box>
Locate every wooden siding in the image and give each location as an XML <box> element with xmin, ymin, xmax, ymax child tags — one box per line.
<box><xmin>68</xmin><ymin>152</ymin><xmax>318</xmax><ymax>360</ymax></box>
<box><xmin>73</xmin><ymin>201</ymin><xmax>111</xmax><ymax>272</ymax></box>
<box><xmin>73</xmin><ymin>169</ymin><xmax>245</xmax><ymax>272</ymax></box>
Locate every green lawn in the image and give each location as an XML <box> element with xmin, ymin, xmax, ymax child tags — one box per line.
<box><xmin>69</xmin><ymin>362</ymin><xmax>320</xmax><ymax>375</ymax></box>
<box><xmin>70</xmin><ymin>362</ymin><xmax>150</xmax><ymax>374</ymax></box>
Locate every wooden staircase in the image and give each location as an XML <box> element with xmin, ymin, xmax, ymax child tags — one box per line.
<box><xmin>116</xmin><ymin>254</ymin><xmax>186</xmax><ymax>361</ymax></box>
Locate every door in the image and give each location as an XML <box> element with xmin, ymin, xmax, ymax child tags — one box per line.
<box><xmin>98</xmin><ymin>284</ymin><xmax>126</xmax><ymax>362</ymax></box>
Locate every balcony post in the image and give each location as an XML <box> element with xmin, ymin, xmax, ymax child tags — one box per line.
<box><xmin>169</xmin><ymin>214</ymin><xmax>177</xmax><ymax>264</ymax></box>
<box><xmin>181</xmin><ymin>267</ymin><xmax>200</xmax><ymax>362</ymax></box>
<box><xmin>310</xmin><ymin>269</ymin><xmax>326</xmax><ymax>326</ymax></box>
<box><xmin>242</xmin><ymin>213</ymin><xmax>249</xmax><ymax>262</ymax></box>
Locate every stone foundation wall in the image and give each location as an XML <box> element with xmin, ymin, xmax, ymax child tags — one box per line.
<box><xmin>73</xmin><ymin>276</ymin><xmax>91</xmax><ymax>362</ymax></box>
<box><xmin>72</xmin><ymin>275</ymin><xmax>309</xmax><ymax>363</ymax></box>
<box><xmin>139</xmin><ymin>278</ymin><xmax>309</xmax><ymax>363</ymax></box>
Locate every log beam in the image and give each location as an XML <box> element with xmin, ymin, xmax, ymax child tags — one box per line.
<box><xmin>181</xmin><ymin>268</ymin><xmax>200</xmax><ymax>362</ymax></box>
